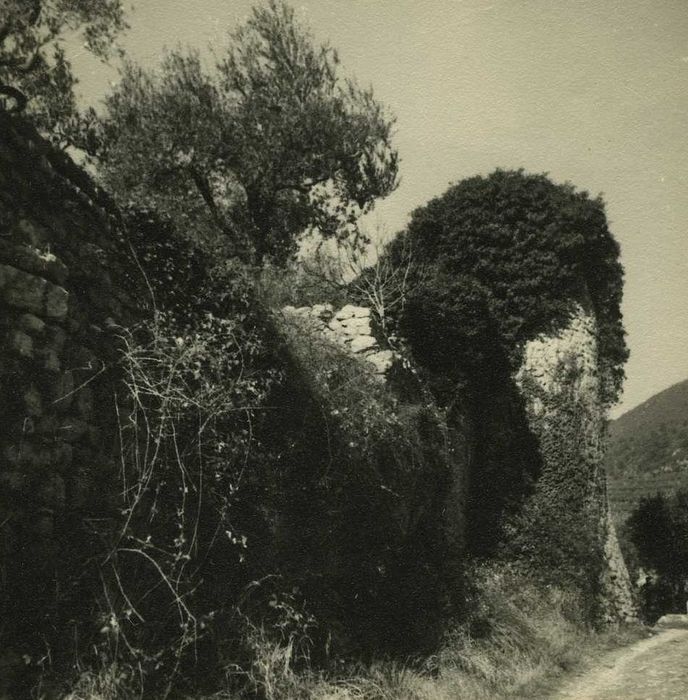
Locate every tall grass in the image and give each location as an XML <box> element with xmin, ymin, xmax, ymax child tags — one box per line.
<box><xmin>182</xmin><ymin>565</ymin><xmax>643</xmax><ymax>700</ymax></box>
<box><xmin>63</xmin><ymin>566</ymin><xmax>643</xmax><ymax>699</ymax></box>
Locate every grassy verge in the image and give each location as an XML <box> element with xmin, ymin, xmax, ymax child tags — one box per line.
<box><xmin>63</xmin><ymin>567</ymin><xmax>645</xmax><ymax>699</ymax></box>
<box><xmin>196</xmin><ymin>567</ymin><xmax>644</xmax><ymax>700</ymax></box>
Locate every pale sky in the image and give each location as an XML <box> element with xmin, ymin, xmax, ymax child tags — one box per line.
<box><xmin>67</xmin><ymin>0</ymin><xmax>688</xmax><ymax>418</ymax></box>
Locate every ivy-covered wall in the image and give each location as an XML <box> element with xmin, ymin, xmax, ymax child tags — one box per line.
<box><xmin>513</xmin><ymin>304</ymin><xmax>635</xmax><ymax>620</ymax></box>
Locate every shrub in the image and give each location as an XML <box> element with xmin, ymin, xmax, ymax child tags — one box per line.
<box><xmin>269</xmin><ymin>314</ymin><xmax>465</xmax><ymax>657</ymax></box>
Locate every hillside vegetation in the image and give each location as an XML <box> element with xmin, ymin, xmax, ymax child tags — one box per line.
<box><xmin>606</xmin><ymin>380</ymin><xmax>688</xmax><ymax>525</ymax></box>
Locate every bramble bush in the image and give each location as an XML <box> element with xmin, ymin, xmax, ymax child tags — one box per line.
<box><xmin>59</xmin><ymin>204</ymin><xmax>467</xmax><ymax>696</ymax></box>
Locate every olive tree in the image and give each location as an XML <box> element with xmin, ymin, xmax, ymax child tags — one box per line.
<box><xmin>0</xmin><ymin>0</ymin><xmax>126</xmax><ymax>139</ymax></box>
<box><xmin>86</xmin><ymin>0</ymin><xmax>398</xmax><ymax>265</ymax></box>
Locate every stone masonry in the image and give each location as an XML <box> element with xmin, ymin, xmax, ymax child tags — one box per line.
<box><xmin>0</xmin><ymin>112</ymin><xmax>148</xmax><ymax>674</ymax></box>
<box><xmin>282</xmin><ymin>303</ymin><xmax>398</xmax><ymax>375</ymax></box>
<box><xmin>516</xmin><ymin>304</ymin><xmax>636</xmax><ymax>621</ymax></box>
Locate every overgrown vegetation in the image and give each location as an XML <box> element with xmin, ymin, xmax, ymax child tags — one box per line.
<box><xmin>393</xmin><ymin>169</ymin><xmax>628</xmax><ymax>405</ymax></box>
<box><xmin>621</xmin><ymin>490</ymin><xmax>688</xmax><ymax>621</ymax></box>
<box><xmin>1</xmin><ymin>2</ymin><xmax>641</xmax><ymax>698</ymax></box>
<box><xmin>389</xmin><ymin>169</ymin><xmax>626</xmax><ymax>607</ymax></box>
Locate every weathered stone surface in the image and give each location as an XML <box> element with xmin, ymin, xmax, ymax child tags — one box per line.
<box><xmin>44</xmin><ymin>283</ymin><xmax>68</xmax><ymax>320</ymax></box>
<box><xmin>351</xmin><ymin>306</ymin><xmax>371</xmax><ymax>319</ymax></box>
<box><xmin>516</xmin><ymin>305</ymin><xmax>636</xmax><ymax>622</ymax></box>
<box><xmin>38</xmin><ymin>347</ymin><xmax>61</xmax><ymax>372</ymax></box>
<box><xmin>366</xmin><ymin>349</ymin><xmax>396</xmax><ymax>374</ymax></box>
<box><xmin>0</xmin><ymin>242</ymin><xmax>69</xmax><ymax>285</ymax></box>
<box><xmin>0</xmin><ymin>264</ymin><xmax>46</xmax><ymax>314</ymax></box>
<box><xmin>334</xmin><ymin>304</ymin><xmax>358</xmax><ymax>320</ymax></box>
<box><xmin>311</xmin><ymin>303</ymin><xmax>334</xmax><ymax>319</ymax></box>
<box><xmin>18</xmin><ymin>313</ymin><xmax>45</xmax><ymax>335</ymax></box>
<box><xmin>0</xmin><ymin>113</ymin><xmax>142</xmax><ymax>668</ymax></box>
<box><xmin>10</xmin><ymin>329</ymin><xmax>33</xmax><ymax>358</ymax></box>
<box><xmin>284</xmin><ymin>302</ymin><xmax>399</xmax><ymax>375</ymax></box>
<box><xmin>339</xmin><ymin>316</ymin><xmax>372</xmax><ymax>334</ymax></box>
<box><xmin>350</xmin><ymin>335</ymin><xmax>378</xmax><ymax>353</ymax></box>
<box><xmin>655</xmin><ymin>614</ymin><xmax>688</xmax><ymax>630</ymax></box>
<box><xmin>44</xmin><ymin>323</ymin><xmax>66</xmax><ymax>351</ymax></box>
<box><xmin>23</xmin><ymin>385</ymin><xmax>43</xmax><ymax>417</ymax></box>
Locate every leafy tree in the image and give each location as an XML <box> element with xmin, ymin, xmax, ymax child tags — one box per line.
<box><xmin>85</xmin><ymin>0</ymin><xmax>398</xmax><ymax>265</ymax></box>
<box><xmin>393</xmin><ymin>169</ymin><xmax>627</xmax><ymax>405</ymax></box>
<box><xmin>625</xmin><ymin>491</ymin><xmax>688</xmax><ymax>617</ymax></box>
<box><xmin>0</xmin><ymin>0</ymin><xmax>126</xmax><ymax>140</ymax></box>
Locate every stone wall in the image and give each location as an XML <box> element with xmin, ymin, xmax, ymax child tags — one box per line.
<box><xmin>515</xmin><ymin>304</ymin><xmax>636</xmax><ymax>620</ymax></box>
<box><xmin>0</xmin><ymin>113</ymin><xmax>148</xmax><ymax>669</ymax></box>
<box><xmin>282</xmin><ymin>302</ymin><xmax>399</xmax><ymax>375</ymax></box>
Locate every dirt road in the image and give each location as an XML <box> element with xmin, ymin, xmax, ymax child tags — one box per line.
<box><xmin>552</xmin><ymin>628</ymin><xmax>688</xmax><ymax>700</ymax></box>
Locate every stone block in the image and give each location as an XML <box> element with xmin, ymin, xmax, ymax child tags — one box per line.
<box><xmin>45</xmin><ymin>324</ymin><xmax>66</xmax><ymax>352</ymax></box>
<box><xmin>18</xmin><ymin>313</ymin><xmax>45</xmax><ymax>335</ymax></box>
<box><xmin>340</xmin><ymin>317</ymin><xmax>372</xmax><ymax>335</ymax></box>
<box><xmin>44</xmin><ymin>283</ymin><xmax>68</xmax><ymax>320</ymax></box>
<box><xmin>0</xmin><ymin>242</ymin><xmax>69</xmax><ymax>285</ymax></box>
<box><xmin>10</xmin><ymin>329</ymin><xmax>33</xmax><ymax>358</ymax></box>
<box><xmin>23</xmin><ymin>385</ymin><xmax>43</xmax><ymax>416</ymax></box>
<box><xmin>38</xmin><ymin>347</ymin><xmax>61</xmax><ymax>373</ymax></box>
<box><xmin>366</xmin><ymin>349</ymin><xmax>396</xmax><ymax>374</ymax></box>
<box><xmin>0</xmin><ymin>264</ymin><xmax>46</xmax><ymax>314</ymax></box>
<box><xmin>350</xmin><ymin>335</ymin><xmax>378</xmax><ymax>354</ymax></box>
<box><xmin>351</xmin><ymin>306</ymin><xmax>371</xmax><ymax>319</ymax></box>
<box><xmin>334</xmin><ymin>304</ymin><xmax>357</xmax><ymax>320</ymax></box>
<box><xmin>311</xmin><ymin>303</ymin><xmax>334</xmax><ymax>319</ymax></box>
<box><xmin>655</xmin><ymin>614</ymin><xmax>688</xmax><ymax>630</ymax></box>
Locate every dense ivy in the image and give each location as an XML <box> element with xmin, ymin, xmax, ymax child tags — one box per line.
<box><xmin>394</xmin><ymin>169</ymin><xmax>627</xmax><ymax>405</ymax></box>
<box><xmin>389</xmin><ymin>170</ymin><xmax>627</xmax><ymax>587</ymax></box>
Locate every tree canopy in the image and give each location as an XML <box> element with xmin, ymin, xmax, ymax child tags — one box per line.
<box><xmin>85</xmin><ymin>0</ymin><xmax>398</xmax><ymax>265</ymax></box>
<box><xmin>394</xmin><ymin>169</ymin><xmax>628</xmax><ymax>405</ymax></box>
<box><xmin>0</xmin><ymin>0</ymin><xmax>126</xmax><ymax>139</ymax></box>
<box><xmin>624</xmin><ymin>491</ymin><xmax>688</xmax><ymax>617</ymax></box>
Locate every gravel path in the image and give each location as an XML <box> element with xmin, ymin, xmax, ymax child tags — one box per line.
<box><xmin>552</xmin><ymin>628</ymin><xmax>688</xmax><ymax>700</ymax></box>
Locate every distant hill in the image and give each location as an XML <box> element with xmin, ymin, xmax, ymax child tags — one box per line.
<box><xmin>606</xmin><ymin>379</ymin><xmax>688</xmax><ymax>525</ymax></box>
